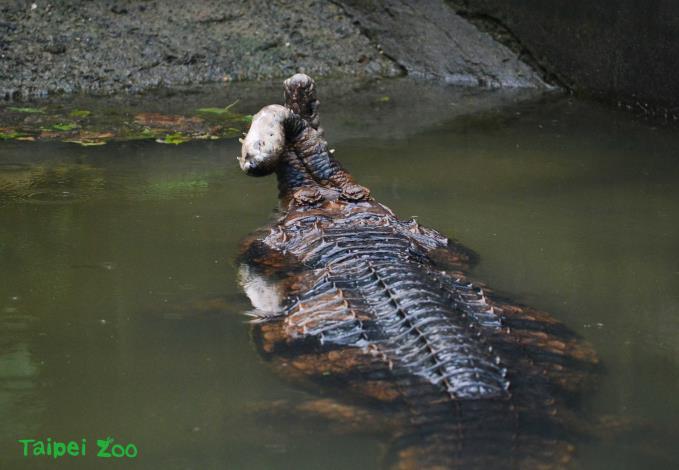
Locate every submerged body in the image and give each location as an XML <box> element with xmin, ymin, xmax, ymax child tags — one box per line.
<box><xmin>237</xmin><ymin>75</ymin><xmax>599</xmax><ymax>468</ymax></box>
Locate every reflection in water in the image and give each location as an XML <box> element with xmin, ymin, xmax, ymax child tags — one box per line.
<box><xmin>0</xmin><ymin>343</ymin><xmax>42</xmax><ymax>441</ymax></box>
<box><xmin>0</xmin><ymin>162</ymin><xmax>105</xmax><ymax>203</ymax></box>
<box><xmin>0</xmin><ymin>81</ymin><xmax>678</xmax><ymax>468</ymax></box>
<box><xmin>0</xmin><ymin>294</ymin><xmax>44</xmax><ymax>457</ymax></box>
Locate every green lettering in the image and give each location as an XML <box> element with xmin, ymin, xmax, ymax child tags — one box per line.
<box><xmin>18</xmin><ymin>439</ymin><xmax>34</xmax><ymax>457</ymax></box>
<box><xmin>53</xmin><ymin>442</ymin><xmax>66</xmax><ymax>459</ymax></box>
<box><xmin>33</xmin><ymin>440</ymin><xmax>45</xmax><ymax>456</ymax></box>
<box><xmin>67</xmin><ymin>441</ymin><xmax>79</xmax><ymax>457</ymax></box>
<box><xmin>97</xmin><ymin>437</ymin><xmax>113</xmax><ymax>458</ymax></box>
<box><xmin>126</xmin><ymin>443</ymin><xmax>138</xmax><ymax>458</ymax></box>
<box><xmin>111</xmin><ymin>444</ymin><xmax>124</xmax><ymax>458</ymax></box>
<box><xmin>82</xmin><ymin>438</ymin><xmax>87</xmax><ymax>456</ymax></box>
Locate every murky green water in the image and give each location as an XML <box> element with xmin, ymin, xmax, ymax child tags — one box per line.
<box><xmin>1</xmin><ymin>80</ymin><xmax>678</xmax><ymax>469</ymax></box>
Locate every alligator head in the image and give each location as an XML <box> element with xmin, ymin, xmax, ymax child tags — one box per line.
<box><xmin>240</xmin><ymin>74</ymin><xmax>371</xmax><ymax>208</ymax></box>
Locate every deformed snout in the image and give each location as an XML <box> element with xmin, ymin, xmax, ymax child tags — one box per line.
<box><xmin>239</xmin><ymin>104</ymin><xmax>290</xmax><ymax>177</ymax></box>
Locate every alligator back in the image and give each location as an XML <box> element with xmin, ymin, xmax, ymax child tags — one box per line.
<box><xmin>239</xmin><ymin>195</ymin><xmax>599</xmax><ymax>469</ymax></box>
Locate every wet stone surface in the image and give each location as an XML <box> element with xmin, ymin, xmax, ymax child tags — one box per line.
<box><xmin>0</xmin><ymin>0</ymin><xmax>399</xmax><ymax>99</ymax></box>
<box><xmin>0</xmin><ymin>1</ymin><xmax>549</xmax><ymax>99</ymax></box>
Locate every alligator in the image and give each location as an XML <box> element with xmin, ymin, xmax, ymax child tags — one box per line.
<box><xmin>236</xmin><ymin>74</ymin><xmax>600</xmax><ymax>469</ymax></box>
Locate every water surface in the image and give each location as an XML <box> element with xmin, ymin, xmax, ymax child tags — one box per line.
<box><xmin>1</xmin><ymin>80</ymin><xmax>678</xmax><ymax>468</ymax></box>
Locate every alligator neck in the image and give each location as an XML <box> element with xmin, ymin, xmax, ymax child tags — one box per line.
<box><xmin>275</xmin><ymin>147</ymin><xmax>317</xmax><ymax>205</ymax></box>
<box><xmin>242</xmin><ymin>99</ymin><xmax>367</xmax><ymax>206</ymax></box>
<box><xmin>270</xmin><ymin>113</ymin><xmax>322</xmax><ymax>205</ymax></box>
<box><xmin>274</xmin><ymin>112</ymin><xmax>346</xmax><ymax>206</ymax></box>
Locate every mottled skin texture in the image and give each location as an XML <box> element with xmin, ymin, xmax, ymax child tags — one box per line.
<box><xmin>282</xmin><ymin>73</ymin><xmax>372</xmax><ymax>204</ymax></box>
<box><xmin>237</xmin><ymin>75</ymin><xmax>599</xmax><ymax>469</ymax></box>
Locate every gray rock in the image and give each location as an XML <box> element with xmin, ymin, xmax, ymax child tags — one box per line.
<box><xmin>335</xmin><ymin>0</ymin><xmax>550</xmax><ymax>89</ymax></box>
<box><xmin>0</xmin><ymin>0</ymin><xmax>549</xmax><ymax>99</ymax></box>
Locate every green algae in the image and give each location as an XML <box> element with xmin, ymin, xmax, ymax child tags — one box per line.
<box><xmin>155</xmin><ymin>132</ymin><xmax>191</xmax><ymax>145</ymax></box>
<box><xmin>51</xmin><ymin>123</ymin><xmax>79</xmax><ymax>131</ymax></box>
<box><xmin>7</xmin><ymin>107</ymin><xmax>45</xmax><ymax>114</ymax></box>
<box><xmin>0</xmin><ymin>105</ymin><xmax>250</xmax><ymax>145</ymax></box>
<box><xmin>69</xmin><ymin>110</ymin><xmax>91</xmax><ymax>118</ymax></box>
<box><xmin>196</xmin><ymin>100</ymin><xmax>252</xmax><ymax>124</ymax></box>
<box><xmin>0</xmin><ymin>130</ymin><xmax>25</xmax><ymax>140</ymax></box>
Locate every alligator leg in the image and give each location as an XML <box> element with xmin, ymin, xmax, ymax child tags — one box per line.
<box><xmin>250</xmin><ymin>397</ymin><xmax>399</xmax><ymax>436</ymax></box>
<box><xmin>147</xmin><ymin>294</ymin><xmax>242</xmax><ymax>320</ymax></box>
<box><xmin>277</xmin><ymin>148</ymin><xmax>324</xmax><ymax>207</ymax></box>
<box><xmin>428</xmin><ymin>243</ymin><xmax>479</xmax><ymax>271</ymax></box>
